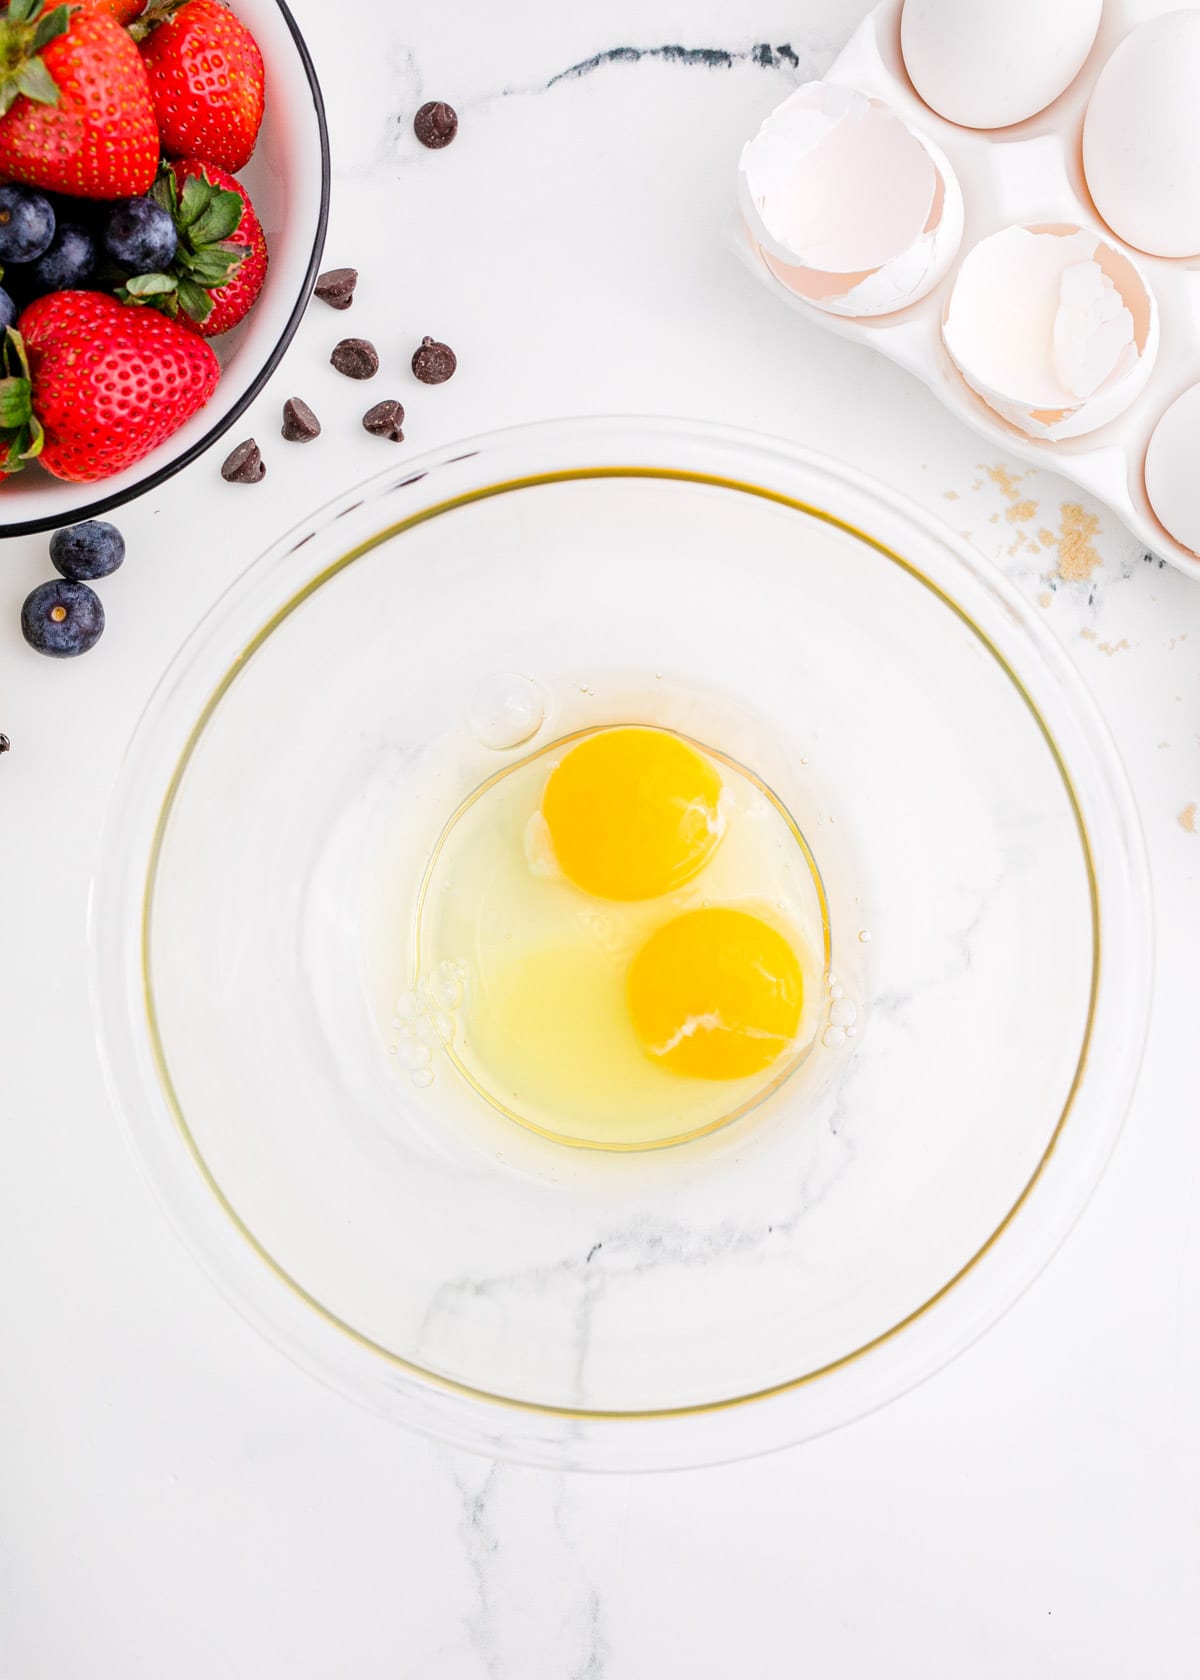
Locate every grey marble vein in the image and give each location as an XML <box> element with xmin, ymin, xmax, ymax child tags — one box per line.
<box><xmin>547</xmin><ymin>41</ymin><xmax>801</xmax><ymax>84</ymax></box>
<box><xmin>450</xmin><ymin>1456</ymin><xmax>505</xmax><ymax>1680</ymax></box>
<box><xmin>365</xmin><ymin>31</ymin><xmax>814</xmax><ymax>178</ymax></box>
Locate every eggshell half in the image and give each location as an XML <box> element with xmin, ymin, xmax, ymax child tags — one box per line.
<box><xmin>942</xmin><ymin>225</ymin><xmax>1158</xmax><ymax>440</ymax></box>
<box><xmin>739</xmin><ymin>82</ymin><xmax>936</xmax><ymax>271</ymax></box>
<box><xmin>739</xmin><ymin>83</ymin><xmax>963</xmax><ymax>319</ymax></box>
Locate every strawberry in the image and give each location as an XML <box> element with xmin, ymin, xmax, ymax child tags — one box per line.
<box><xmin>136</xmin><ymin>0</ymin><xmax>264</xmax><ymax>173</ymax></box>
<box><xmin>170</xmin><ymin>158</ymin><xmax>266</xmax><ymax>333</ymax></box>
<box><xmin>0</xmin><ymin>1</ymin><xmax>159</xmax><ymax>200</ymax></box>
<box><xmin>80</xmin><ymin>0</ymin><xmax>149</xmax><ymax>21</ymax></box>
<box><xmin>1</xmin><ymin>292</ymin><xmax>219</xmax><ymax>481</ymax></box>
<box><xmin>120</xmin><ymin>157</ymin><xmax>267</xmax><ymax>334</ymax></box>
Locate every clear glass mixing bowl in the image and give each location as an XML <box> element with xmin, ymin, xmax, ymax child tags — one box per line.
<box><xmin>91</xmin><ymin>419</ymin><xmax>1152</xmax><ymax>1469</ymax></box>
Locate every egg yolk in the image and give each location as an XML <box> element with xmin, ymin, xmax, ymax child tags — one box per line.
<box><xmin>627</xmin><ymin>906</ymin><xmax>804</xmax><ymax>1080</ymax></box>
<box><xmin>540</xmin><ymin>727</ymin><xmax>723</xmax><ymax>901</ymax></box>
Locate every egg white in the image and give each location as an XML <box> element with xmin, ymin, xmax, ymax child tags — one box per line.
<box><xmin>410</xmin><ymin>730</ymin><xmax>827</xmax><ymax>1149</ymax></box>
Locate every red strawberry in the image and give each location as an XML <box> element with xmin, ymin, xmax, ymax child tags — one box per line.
<box><xmin>81</xmin><ymin>0</ymin><xmax>149</xmax><ymax>21</ymax></box>
<box><xmin>117</xmin><ymin>158</ymin><xmax>267</xmax><ymax>333</ymax></box>
<box><xmin>170</xmin><ymin>158</ymin><xmax>267</xmax><ymax>334</ymax></box>
<box><xmin>137</xmin><ymin>0</ymin><xmax>264</xmax><ymax>173</ymax></box>
<box><xmin>2</xmin><ymin>293</ymin><xmax>219</xmax><ymax>482</ymax></box>
<box><xmin>0</xmin><ymin>2</ymin><xmax>159</xmax><ymax>200</ymax></box>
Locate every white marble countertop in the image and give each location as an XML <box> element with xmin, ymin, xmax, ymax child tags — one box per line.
<box><xmin>2</xmin><ymin>1</ymin><xmax>1198</xmax><ymax>1673</ymax></box>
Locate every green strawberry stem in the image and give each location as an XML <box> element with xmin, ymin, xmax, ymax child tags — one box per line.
<box><xmin>127</xmin><ymin>0</ymin><xmax>187</xmax><ymax>44</ymax></box>
<box><xmin>118</xmin><ymin>165</ymin><xmax>248</xmax><ymax>325</ymax></box>
<box><xmin>0</xmin><ymin>1</ymin><xmax>76</xmax><ymax>117</ymax></box>
<box><xmin>0</xmin><ymin>327</ymin><xmax>44</xmax><ymax>474</ymax></box>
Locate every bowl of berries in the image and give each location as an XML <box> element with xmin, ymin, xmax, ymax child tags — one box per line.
<box><xmin>0</xmin><ymin>0</ymin><xmax>328</xmax><ymax>535</ymax></box>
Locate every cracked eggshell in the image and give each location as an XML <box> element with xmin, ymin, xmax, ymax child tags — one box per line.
<box><xmin>942</xmin><ymin>225</ymin><xmax>1158</xmax><ymax>441</ymax></box>
<box><xmin>738</xmin><ymin>81</ymin><xmax>963</xmax><ymax>319</ymax></box>
<box><xmin>1145</xmin><ymin>383</ymin><xmax>1200</xmax><ymax>558</ymax></box>
<box><xmin>901</xmin><ymin>0</ymin><xmax>1102</xmax><ymax>129</ymax></box>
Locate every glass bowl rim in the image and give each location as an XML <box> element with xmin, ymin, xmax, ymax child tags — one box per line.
<box><xmin>90</xmin><ymin>416</ymin><xmax>1154</xmax><ymax>1469</ymax></box>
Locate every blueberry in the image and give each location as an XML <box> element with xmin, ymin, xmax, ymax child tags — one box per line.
<box><xmin>23</xmin><ymin>223</ymin><xmax>97</xmax><ymax>296</ymax></box>
<box><xmin>103</xmin><ymin>197</ymin><xmax>177</xmax><ymax>272</ymax></box>
<box><xmin>50</xmin><ymin>519</ymin><xmax>125</xmax><ymax>581</ymax></box>
<box><xmin>0</xmin><ymin>288</ymin><xmax>16</xmax><ymax>332</ymax></box>
<box><xmin>0</xmin><ymin>185</ymin><xmax>55</xmax><ymax>263</ymax></box>
<box><xmin>21</xmin><ymin>579</ymin><xmax>105</xmax><ymax>658</ymax></box>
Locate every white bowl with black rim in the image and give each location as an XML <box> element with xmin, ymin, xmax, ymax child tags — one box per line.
<box><xmin>0</xmin><ymin>0</ymin><xmax>329</xmax><ymax>538</ymax></box>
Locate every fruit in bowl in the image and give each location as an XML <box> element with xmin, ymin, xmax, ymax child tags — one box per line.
<box><xmin>0</xmin><ymin>0</ymin><xmax>276</xmax><ymax>486</ymax></box>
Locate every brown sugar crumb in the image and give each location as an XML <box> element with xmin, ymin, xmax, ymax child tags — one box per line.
<box><xmin>1098</xmin><ymin>638</ymin><xmax>1130</xmax><ymax>656</ymax></box>
<box><xmin>1080</xmin><ymin>627</ymin><xmax>1098</xmax><ymax>641</ymax></box>
<box><xmin>988</xmin><ymin>511</ymin><xmax>1001</xmax><ymax>524</ymax></box>
<box><xmin>1038</xmin><ymin>591</ymin><xmax>1053</xmax><ymax>608</ymax></box>
<box><xmin>983</xmin><ymin>463</ymin><xmax>1024</xmax><ymax>501</ymax></box>
<box><xmin>1007</xmin><ymin>498</ymin><xmax>1038</xmax><ymax>524</ymax></box>
<box><xmin>1038</xmin><ymin>528</ymin><xmax>1056</xmax><ymax>549</ymax></box>
<box><xmin>944</xmin><ymin>490</ymin><xmax>960</xmax><ymax>501</ymax></box>
<box><xmin>1180</xmin><ymin>802</ymin><xmax>1197</xmax><ymax>834</ymax></box>
<box><xmin>1055</xmin><ymin>502</ymin><xmax>1102</xmax><ymax>581</ymax></box>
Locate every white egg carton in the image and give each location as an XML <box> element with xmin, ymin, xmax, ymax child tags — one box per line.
<box><xmin>737</xmin><ymin>0</ymin><xmax>1200</xmax><ymax>579</ymax></box>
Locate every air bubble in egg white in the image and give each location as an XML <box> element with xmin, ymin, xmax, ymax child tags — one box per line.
<box><xmin>396</xmin><ymin>1034</ymin><xmax>432</xmax><ymax>1071</ymax></box>
<box><xmin>469</xmin><ymin>673</ymin><xmax>546</xmax><ymax>751</ymax></box>
<box><xmin>823</xmin><ymin>1025</ymin><xmax>847</xmax><ymax>1049</ymax></box>
<box><xmin>430</xmin><ymin>960</ymin><xmax>465</xmax><ymax>1010</ymax></box>
<box><xmin>413</xmin><ymin>1012</ymin><xmax>443</xmax><ymax>1049</ymax></box>
<box><xmin>411</xmin><ymin>1068</ymin><xmax>435</xmax><ymax>1089</ymax></box>
<box><xmin>830</xmin><ymin>997</ymin><xmax>858</xmax><ymax>1029</ymax></box>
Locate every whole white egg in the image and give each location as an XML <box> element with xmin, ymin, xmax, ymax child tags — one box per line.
<box><xmin>901</xmin><ymin>0</ymin><xmax>1102</xmax><ymax>129</ymax></box>
<box><xmin>1145</xmin><ymin>383</ymin><xmax>1200</xmax><ymax>557</ymax></box>
<box><xmin>1083</xmin><ymin>11</ymin><xmax>1200</xmax><ymax>258</ymax></box>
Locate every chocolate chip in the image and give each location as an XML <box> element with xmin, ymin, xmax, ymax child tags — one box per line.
<box><xmin>314</xmin><ymin>267</ymin><xmax>357</xmax><ymax>310</ymax></box>
<box><xmin>363</xmin><ymin>399</ymin><xmax>405</xmax><ymax>441</ymax></box>
<box><xmin>414</xmin><ymin>101</ymin><xmax>458</xmax><ymax>149</ymax></box>
<box><xmin>331</xmin><ymin>337</ymin><xmax>379</xmax><ymax>379</ymax></box>
<box><xmin>0</xmin><ymin>733</ymin><xmax>9</xmax><ymax>755</ymax></box>
<box><xmin>411</xmin><ymin>336</ymin><xmax>456</xmax><ymax>384</ymax></box>
<box><xmin>282</xmin><ymin>396</ymin><xmax>321</xmax><ymax>442</ymax></box>
<box><xmin>221</xmin><ymin>439</ymin><xmax>265</xmax><ymax>483</ymax></box>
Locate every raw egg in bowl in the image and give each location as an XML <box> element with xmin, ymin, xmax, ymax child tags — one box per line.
<box><xmin>398</xmin><ymin>718</ymin><xmax>829</xmax><ymax>1150</ymax></box>
<box><xmin>93</xmin><ymin>420</ymin><xmax>1149</xmax><ymax>1469</ymax></box>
